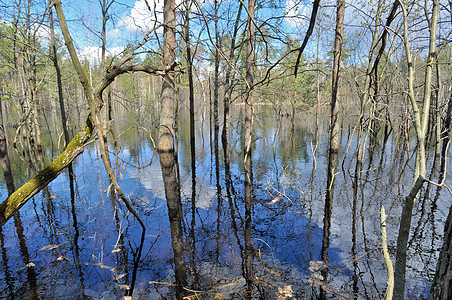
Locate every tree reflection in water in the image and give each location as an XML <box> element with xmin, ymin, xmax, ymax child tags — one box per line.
<box><xmin>159</xmin><ymin>151</ymin><xmax>187</xmax><ymax>299</ymax></box>
<box><xmin>0</xmin><ymin>107</ymin><xmax>449</xmax><ymax>299</ymax></box>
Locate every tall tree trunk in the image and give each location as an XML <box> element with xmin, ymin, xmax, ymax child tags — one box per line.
<box><xmin>244</xmin><ymin>0</ymin><xmax>255</xmax><ymax>158</ymax></box>
<box><xmin>394</xmin><ymin>1</ymin><xmax>438</xmax><ymax>298</ymax></box>
<box><xmin>184</xmin><ymin>2</ymin><xmax>195</xmax><ymax>165</ymax></box>
<box><xmin>429</xmin><ymin>200</ymin><xmax>452</xmax><ymax>299</ymax></box>
<box><xmin>49</xmin><ymin>1</ymin><xmax>70</xmax><ymax>146</ymax></box>
<box><xmin>320</xmin><ymin>3</ymin><xmax>345</xmax><ymax>298</ymax></box>
<box><xmin>244</xmin><ymin>0</ymin><xmax>255</xmax><ymax>296</ymax></box>
<box><xmin>213</xmin><ymin>0</ymin><xmax>220</xmax><ymax>136</ymax></box>
<box><xmin>158</xmin><ymin>0</ymin><xmax>177</xmax><ymax>153</ymax></box>
<box><xmin>0</xmin><ymin>84</ymin><xmax>15</xmax><ymax>195</ymax></box>
<box><xmin>429</xmin><ymin>13</ymin><xmax>452</xmax><ymax>297</ymax></box>
<box><xmin>329</xmin><ymin>0</ymin><xmax>345</xmax><ymax>154</ymax></box>
<box><xmin>159</xmin><ymin>0</ymin><xmax>185</xmax><ymax>296</ymax></box>
<box><xmin>222</xmin><ymin>3</ymin><xmax>242</xmax><ymax>145</ymax></box>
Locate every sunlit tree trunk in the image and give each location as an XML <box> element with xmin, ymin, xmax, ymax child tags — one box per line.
<box><xmin>429</xmin><ymin>5</ymin><xmax>452</xmax><ymax>297</ymax></box>
<box><xmin>213</xmin><ymin>0</ymin><xmax>220</xmax><ymax>136</ymax></box>
<box><xmin>49</xmin><ymin>1</ymin><xmax>70</xmax><ymax>146</ymax></box>
<box><xmin>0</xmin><ymin>84</ymin><xmax>15</xmax><ymax>195</ymax></box>
<box><xmin>159</xmin><ymin>0</ymin><xmax>185</xmax><ymax>296</ymax></box>
<box><xmin>329</xmin><ymin>0</ymin><xmax>345</xmax><ymax>154</ymax></box>
<box><xmin>222</xmin><ymin>2</ymin><xmax>242</xmax><ymax>145</ymax></box>
<box><xmin>244</xmin><ymin>0</ymin><xmax>255</xmax><ymax>159</ymax></box>
<box><xmin>244</xmin><ymin>0</ymin><xmax>255</xmax><ymax>296</ymax></box>
<box><xmin>394</xmin><ymin>0</ymin><xmax>438</xmax><ymax>298</ymax></box>
<box><xmin>320</xmin><ymin>1</ymin><xmax>344</xmax><ymax>298</ymax></box>
<box><xmin>158</xmin><ymin>0</ymin><xmax>177</xmax><ymax>153</ymax></box>
<box><xmin>184</xmin><ymin>1</ymin><xmax>195</xmax><ymax>164</ymax></box>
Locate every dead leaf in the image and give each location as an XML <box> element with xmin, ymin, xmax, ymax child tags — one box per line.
<box><xmin>276</xmin><ymin>285</ymin><xmax>293</xmax><ymax>299</ymax></box>
<box><xmin>57</xmin><ymin>256</ymin><xmax>71</xmax><ymax>262</ymax></box>
<box><xmin>115</xmin><ymin>273</ymin><xmax>127</xmax><ymax>280</ymax></box>
<box><xmin>40</xmin><ymin>244</ymin><xmax>59</xmax><ymax>251</ymax></box>
<box><xmin>309</xmin><ymin>260</ymin><xmax>327</xmax><ymax>272</ymax></box>
<box><xmin>96</xmin><ymin>263</ymin><xmax>114</xmax><ymax>271</ymax></box>
<box><xmin>118</xmin><ymin>284</ymin><xmax>130</xmax><ymax>290</ymax></box>
<box><xmin>269</xmin><ymin>197</ymin><xmax>280</xmax><ymax>204</ymax></box>
<box><xmin>111</xmin><ymin>248</ymin><xmax>121</xmax><ymax>253</ymax></box>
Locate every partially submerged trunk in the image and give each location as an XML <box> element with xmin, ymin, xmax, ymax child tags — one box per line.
<box><xmin>244</xmin><ymin>0</ymin><xmax>255</xmax><ymax>295</ymax></box>
<box><xmin>394</xmin><ymin>1</ymin><xmax>438</xmax><ymax>298</ymax></box>
<box><xmin>0</xmin><ymin>116</ymin><xmax>94</xmax><ymax>226</ymax></box>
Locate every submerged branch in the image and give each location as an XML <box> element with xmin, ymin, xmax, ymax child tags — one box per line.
<box><xmin>0</xmin><ymin>116</ymin><xmax>94</xmax><ymax>226</ymax></box>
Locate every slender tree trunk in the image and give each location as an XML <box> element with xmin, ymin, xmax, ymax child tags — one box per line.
<box><xmin>394</xmin><ymin>1</ymin><xmax>438</xmax><ymax>298</ymax></box>
<box><xmin>49</xmin><ymin>2</ymin><xmax>70</xmax><ymax>146</ymax></box>
<box><xmin>213</xmin><ymin>0</ymin><xmax>220</xmax><ymax>136</ymax></box>
<box><xmin>320</xmin><ymin>2</ymin><xmax>344</xmax><ymax>297</ymax></box>
<box><xmin>159</xmin><ymin>0</ymin><xmax>185</xmax><ymax>296</ymax></box>
<box><xmin>244</xmin><ymin>0</ymin><xmax>255</xmax><ymax>296</ymax></box>
<box><xmin>222</xmin><ymin>2</ymin><xmax>242</xmax><ymax>145</ymax></box>
<box><xmin>0</xmin><ymin>85</ymin><xmax>15</xmax><ymax>195</ymax></box>
<box><xmin>330</xmin><ymin>0</ymin><xmax>345</xmax><ymax>154</ymax></box>
<box><xmin>244</xmin><ymin>0</ymin><xmax>255</xmax><ymax>158</ymax></box>
<box><xmin>0</xmin><ymin>116</ymin><xmax>94</xmax><ymax>226</ymax></box>
<box><xmin>158</xmin><ymin>0</ymin><xmax>177</xmax><ymax>153</ymax></box>
<box><xmin>184</xmin><ymin>2</ymin><xmax>195</xmax><ymax>164</ymax></box>
<box><xmin>429</xmin><ymin>10</ymin><xmax>452</xmax><ymax>296</ymax></box>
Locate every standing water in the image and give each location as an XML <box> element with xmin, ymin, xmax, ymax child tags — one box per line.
<box><xmin>0</xmin><ymin>106</ymin><xmax>450</xmax><ymax>299</ymax></box>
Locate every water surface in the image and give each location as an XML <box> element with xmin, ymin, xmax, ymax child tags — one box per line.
<box><xmin>0</xmin><ymin>107</ymin><xmax>449</xmax><ymax>299</ymax></box>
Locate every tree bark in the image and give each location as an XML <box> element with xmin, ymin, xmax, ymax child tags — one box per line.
<box><xmin>394</xmin><ymin>1</ymin><xmax>438</xmax><ymax>298</ymax></box>
<box><xmin>0</xmin><ymin>0</ymin><xmax>169</xmax><ymax>228</ymax></box>
<box><xmin>0</xmin><ymin>84</ymin><xmax>15</xmax><ymax>195</ymax></box>
<box><xmin>330</xmin><ymin>0</ymin><xmax>345</xmax><ymax>154</ymax></box>
<box><xmin>221</xmin><ymin>2</ymin><xmax>242</xmax><ymax>145</ymax></box>
<box><xmin>0</xmin><ymin>116</ymin><xmax>94</xmax><ymax>226</ymax></box>
<box><xmin>429</xmin><ymin>195</ymin><xmax>452</xmax><ymax>299</ymax></box>
<box><xmin>184</xmin><ymin>2</ymin><xmax>195</xmax><ymax>164</ymax></box>
<box><xmin>244</xmin><ymin>0</ymin><xmax>255</xmax><ymax>296</ymax></box>
<box><xmin>49</xmin><ymin>1</ymin><xmax>70</xmax><ymax>146</ymax></box>
<box><xmin>213</xmin><ymin>0</ymin><xmax>220</xmax><ymax>136</ymax></box>
<box><xmin>158</xmin><ymin>0</ymin><xmax>177</xmax><ymax>153</ymax></box>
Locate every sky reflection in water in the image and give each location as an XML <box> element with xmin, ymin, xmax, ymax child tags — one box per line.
<box><xmin>0</xmin><ymin>108</ymin><xmax>449</xmax><ymax>299</ymax></box>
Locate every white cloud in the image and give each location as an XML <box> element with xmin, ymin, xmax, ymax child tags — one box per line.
<box><xmin>109</xmin><ymin>46</ymin><xmax>125</xmax><ymax>57</ymax></box>
<box><xmin>77</xmin><ymin>45</ymin><xmax>125</xmax><ymax>66</ymax></box>
<box><xmin>117</xmin><ymin>0</ymin><xmax>163</xmax><ymax>34</ymax></box>
<box><xmin>284</xmin><ymin>0</ymin><xmax>311</xmax><ymax>28</ymax></box>
<box><xmin>77</xmin><ymin>46</ymin><xmax>101</xmax><ymax>65</ymax></box>
<box><xmin>107</xmin><ymin>28</ymin><xmax>121</xmax><ymax>38</ymax></box>
<box><xmin>35</xmin><ymin>25</ymin><xmax>51</xmax><ymax>43</ymax></box>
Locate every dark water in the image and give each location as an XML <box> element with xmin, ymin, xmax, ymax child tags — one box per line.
<box><xmin>0</xmin><ymin>107</ymin><xmax>450</xmax><ymax>299</ymax></box>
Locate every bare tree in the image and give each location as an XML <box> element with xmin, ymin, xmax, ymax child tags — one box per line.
<box><xmin>394</xmin><ymin>0</ymin><xmax>439</xmax><ymax>298</ymax></box>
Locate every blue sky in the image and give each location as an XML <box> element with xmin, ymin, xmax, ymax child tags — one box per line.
<box><xmin>54</xmin><ymin>0</ymin><xmax>314</xmax><ymax>64</ymax></box>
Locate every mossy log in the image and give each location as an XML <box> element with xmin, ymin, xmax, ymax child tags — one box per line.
<box><xmin>0</xmin><ymin>116</ymin><xmax>94</xmax><ymax>226</ymax></box>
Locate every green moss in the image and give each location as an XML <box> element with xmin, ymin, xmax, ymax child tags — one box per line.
<box><xmin>0</xmin><ymin>115</ymin><xmax>94</xmax><ymax>225</ymax></box>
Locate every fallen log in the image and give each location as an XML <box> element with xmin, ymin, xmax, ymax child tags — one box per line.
<box><xmin>0</xmin><ymin>116</ymin><xmax>94</xmax><ymax>226</ymax></box>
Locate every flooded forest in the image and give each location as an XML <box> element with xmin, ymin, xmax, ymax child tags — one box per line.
<box><xmin>0</xmin><ymin>0</ymin><xmax>451</xmax><ymax>299</ymax></box>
